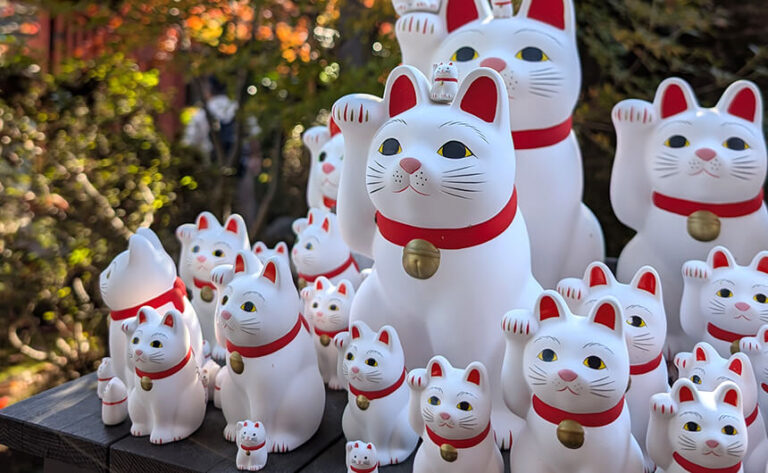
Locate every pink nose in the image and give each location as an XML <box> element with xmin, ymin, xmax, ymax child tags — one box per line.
<box><xmin>351</xmin><ymin>367</ymin><xmax>360</xmax><ymax>374</ymax></box>
<box><xmin>706</xmin><ymin>440</ymin><xmax>719</xmax><ymax>448</ymax></box>
<box><xmin>695</xmin><ymin>148</ymin><xmax>717</xmax><ymax>161</ymax></box>
<box><xmin>135</xmin><ymin>350</ymin><xmax>143</xmax><ymax>356</ymax></box>
<box><xmin>439</xmin><ymin>412</ymin><xmax>451</xmax><ymax>420</ymax></box>
<box><xmin>221</xmin><ymin>310</ymin><xmax>232</xmax><ymax>320</ymax></box>
<box><xmin>735</xmin><ymin>302</ymin><xmax>751</xmax><ymax>311</ymax></box>
<box><xmin>322</xmin><ymin>163</ymin><xmax>335</xmax><ymax>174</ymax></box>
<box><xmin>399</xmin><ymin>157</ymin><xmax>421</xmax><ymax>174</ymax></box>
<box><xmin>315</xmin><ymin>311</ymin><xmax>323</xmax><ymax>318</ymax></box>
<box><xmin>558</xmin><ymin>369</ymin><xmax>578</xmax><ymax>382</ymax></box>
<box><xmin>197</xmin><ymin>255</ymin><xmax>206</xmax><ymax>262</ymax></box>
<box><xmin>480</xmin><ymin>57</ymin><xmax>507</xmax><ymax>72</ymax></box>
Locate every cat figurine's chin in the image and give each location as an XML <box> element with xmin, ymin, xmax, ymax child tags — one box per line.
<box><xmin>303</xmin><ymin>118</ymin><xmax>344</xmax><ymax>211</ymax></box>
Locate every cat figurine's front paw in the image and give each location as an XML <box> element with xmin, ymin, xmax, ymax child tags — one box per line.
<box><xmin>649</xmin><ymin>393</ymin><xmax>676</xmax><ymax>418</ymax></box>
<box><xmin>332</xmin><ymin>95</ymin><xmax>388</xmax><ymax>141</ymax></box>
<box><xmin>612</xmin><ymin>99</ymin><xmax>656</xmax><ymax>130</ymax></box>
<box><xmin>212</xmin><ymin>345</ymin><xmax>228</xmax><ymax>363</ymax></box>
<box><xmin>682</xmin><ymin>260</ymin><xmax>710</xmax><ymax>282</ymax></box>
<box><xmin>406</xmin><ymin>368</ymin><xmax>428</xmax><ymax>391</ymax></box>
<box><xmin>555</xmin><ymin>277</ymin><xmax>587</xmax><ymax>309</ymax></box>
<box><xmin>501</xmin><ymin>309</ymin><xmax>538</xmax><ymax>340</ymax></box>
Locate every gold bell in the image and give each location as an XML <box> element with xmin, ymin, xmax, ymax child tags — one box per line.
<box><xmin>297</xmin><ymin>278</ymin><xmax>308</xmax><ymax>291</ymax></box>
<box><xmin>140</xmin><ymin>376</ymin><xmax>153</xmax><ymax>391</ymax></box>
<box><xmin>200</xmin><ymin>285</ymin><xmax>215</xmax><ymax>303</ymax></box>
<box><xmin>230</xmin><ymin>351</ymin><xmax>245</xmax><ymax>375</ymax></box>
<box><xmin>402</xmin><ymin>239</ymin><xmax>440</xmax><ymax>280</ymax></box>
<box><xmin>556</xmin><ymin>419</ymin><xmax>585</xmax><ymax>449</ymax></box>
<box><xmin>245</xmin><ymin>451</ymin><xmax>251</xmax><ymax>456</ymax></box>
<box><xmin>319</xmin><ymin>334</ymin><xmax>331</xmax><ymax>347</ymax></box>
<box><xmin>687</xmin><ymin>210</ymin><xmax>721</xmax><ymax>242</ymax></box>
<box><xmin>355</xmin><ymin>394</ymin><xmax>370</xmax><ymax>410</ymax></box>
<box><xmin>730</xmin><ymin>339</ymin><xmax>741</xmax><ymax>355</ymax></box>
<box><xmin>439</xmin><ymin>443</ymin><xmax>458</xmax><ymax>462</ymax></box>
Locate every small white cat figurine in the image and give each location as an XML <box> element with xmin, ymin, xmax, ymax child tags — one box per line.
<box><xmin>308</xmin><ymin>276</ymin><xmax>354</xmax><ymax>390</ymax></box>
<box><xmin>430</xmin><ymin>62</ymin><xmax>459</xmax><ymax>103</ymax></box>
<box><xmin>674</xmin><ymin>342</ymin><xmax>768</xmax><ymax>473</ymax></box>
<box><xmin>201</xmin><ymin>359</ymin><xmax>221</xmax><ymax>404</ymax></box>
<box><xmin>501</xmin><ymin>291</ymin><xmax>644</xmax><ymax>473</ymax></box>
<box><xmin>97</xmin><ymin>357</ymin><xmax>114</xmax><ymax>399</ymax></box>
<box><xmin>216</xmin><ymin>253</ymin><xmax>325</xmax><ymax>452</ymax></box>
<box><xmin>292</xmin><ymin>209</ymin><xmax>361</xmax><ymax>288</ymax></box>
<box><xmin>302</xmin><ymin>118</ymin><xmax>344</xmax><ymax>211</ymax></box>
<box><xmin>126</xmin><ymin>307</ymin><xmax>206</xmax><ymax>444</ymax></box>
<box><xmin>252</xmin><ymin>241</ymin><xmax>289</xmax><ymax>265</ymax></box>
<box><xmin>176</xmin><ymin>212</ymin><xmax>251</xmax><ymax>361</ymax></box>
<box><xmin>101</xmin><ymin>377</ymin><xmax>128</xmax><ymax>426</ymax></box>
<box><xmin>407</xmin><ymin>356</ymin><xmax>502</xmax><ymax>473</ymax></box>
<box><xmin>236</xmin><ymin>420</ymin><xmax>268</xmax><ymax>471</ymax></box>
<box><xmin>346</xmin><ymin>441</ymin><xmax>380</xmax><ymax>473</ymax></box>
<box><xmin>335</xmin><ymin>321</ymin><xmax>418</xmax><ymax>465</ymax></box>
<box><xmin>491</xmin><ymin>0</ymin><xmax>513</xmax><ymax>19</ymax></box>
<box><xmin>612</xmin><ymin>78</ymin><xmax>768</xmax><ymax>355</ymax></box>
<box><xmin>648</xmin><ymin>378</ymin><xmax>748</xmax><ymax>473</ymax></box>
<box><xmin>557</xmin><ymin>261</ymin><xmax>667</xmax><ymax>470</ymax></box>
<box><xmin>740</xmin><ymin>324</ymin><xmax>768</xmax><ymax>427</ymax></box>
<box><xmin>682</xmin><ymin>246</ymin><xmax>768</xmax><ymax>357</ymax></box>
<box><xmin>100</xmin><ymin>228</ymin><xmax>204</xmax><ymax>390</ymax></box>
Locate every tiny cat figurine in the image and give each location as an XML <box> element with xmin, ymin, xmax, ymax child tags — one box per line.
<box><xmin>308</xmin><ymin>276</ymin><xmax>353</xmax><ymax>390</ymax></box>
<box><xmin>430</xmin><ymin>62</ymin><xmax>459</xmax><ymax>103</ymax></box>
<box><xmin>648</xmin><ymin>378</ymin><xmax>748</xmax><ymax>473</ymax></box>
<box><xmin>612</xmin><ymin>78</ymin><xmax>768</xmax><ymax>355</ymax></box>
<box><xmin>236</xmin><ymin>420</ymin><xmax>268</xmax><ymax>471</ymax></box>
<box><xmin>335</xmin><ymin>321</ymin><xmax>418</xmax><ymax>465</ymax></box>
<box><xmin>407</xmin><ymin>356</ymin><xmax>502</xmax><ymax>473</ymax></box>
<box><xmin>101</xmin><ymin>377</ymin><xmax>128</xmax><ymax>426</ymax></box>
<box><xmin>176</xmin><ymin>212</ymin><xmax>251</xmax><ymax>362</ymax></box>
<box><xmin>392</xmin><ymin>0</ymin><xmax>604</xmax><ymax>288</ymax></box>
<box><xmin>674</xmin><ymin>342</ymin><xmax>768</xmax><ymax>473</ymax></box>
<box><xmin>201</xmin><ymin>359</ymin><xmax>221</xmax><ymax>404</ymax></box>
<box><xmin>215</xmin><ymin>253</ymin><xmax>325</xmax><ymax>452</ymax></box>
<box><xmin>501</xmin><ymin>291</ymin><xmax>644</xmax><ymax>473</ymax></box>
<box><xmin>126</xmin><ymin>307</ymin><xmax>206</xmax><ymax>444</ymax></box>
<box><xmin>252</xmin><ymin>241</ymin><xmax>289</xmax><ymax>266</ymax></box>
<box><xmin>97</xmin><ymin>357</ymin><xmax>114</xmax><ymax>399</ymax></box>
<box><xmin>557</xmin><ymin>262</ymin><xmax>667</xmax><ymax>471</ymax></box>
<box><xmin>740</xmin><ymin>324</ymin><xmax>768</xmax><ymax>427</ymax></box>
<box><xmin>302</xmin><ymin>118</ymin><xmax>344</xmax><ymax>211</ymax></box>
<box><xmin>292</xmin><ymin>209</ymin><xmax>361</xmax><ymax>288</ymax></box>
<box><xmin>100</xmin><ymin>228</ymin><xmax>204</xmax><ymax>390</ymax></box>
<box><xmin>682</xmin><ymin>246</ymin><xmax>768</xmax><ymax>357</ymax></box>
<box><xmin>346</xmin><ymin>441</ymin><xmax>380</xmax><ymax>473</ymax></box>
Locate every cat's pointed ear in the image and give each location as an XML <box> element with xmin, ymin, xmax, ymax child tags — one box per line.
<box><xmin>275</xmin><ymin>242</ymin><xmax>288</xmax><ymax>255</ymax></box>
<box><xmin>535</xmin><ymin>291</ymin><xmax>569</xmax><ymax>324</ymax></box>
<box><xmin>440</xmin><ymin>0</ymin><xmax>491</xmax><ymax>33</ymax></box>
<box><xmin>336</xmin><ymin>279</ymin><xmax>354</xmax><ymax>298</ymax></box>
<box><xmin>714</xmin><ymin>381</ymin><xmax>742</xmax><ymax>411</ymax></box>
<box><xmin>366</xmin><ymin>443</ymin><xmax>373</xmax><ymax>450</ymax></box>
<box><xmin>314</xmin><ymin>276</ymin><xmax>330</xmax><ymax>292</ymax></box>
<box><xmin>137</xmin><ymin>306</ymin><xmax>157</xmax><ymax>325</ymax></box>
<box><xmin>517</xmin><ymin>0</ymin><xmax>576</xmax><ymax>35</ymax></box>
<box><xmin>587</xmin><ymin>297</ymin><xmax>624</xmax><ymax>336</ymax></box>
<box><xmin>671</xmin><ymin>378</ymin><xmax>700</xmax><ymax>404</ymax></box>
<box><xmin>376</xmin><ymin>325</ymin><xmax>400</xmax><ymax>352</ymax></box>
<box><xmin>234</xmin><ymin>251</ymin><xmax>251</xmax><ymax>275</ymax></box>
<box><xmin>196</xmin><ymin>211</ymin><xmax>220</xmax><ymax>231</ymax></box>
<box><xmin>345</xmin><ymin>441</ymin><xmax>355</xmax><ymax>454</ymax></box>
<box><xmin>162</xmin><ymin>309</ymin><xmax>181</xmax><ymax>332</ymax></box>
<box><xmin>128</xmin><ymin>233</ymin><xmax>158</xmax><ymax>266</ymax></box>
<box><xmin>350</xmin><ymin>320</ymin><xmax>371</xmax><ymax>340</ymax></box>
<box><xmin>223</xmin><ymin>214</ymin><xmax>248</xmax><ymax>244</ymax></box>
<box><xmin>135</xmin><ymin>228</ymin><xmax>164</xmax><ymax>251</ymax></box>
<box><xmin>329</xmin><ymin>117</ymin><xmax>342</xmax><ymax>138</ymax></box>
<box><xmin>584</xmin><ymin>261</ymin><xmax>613</xmax><ymax>288</ymax></box>
<box><xmin>693</xmin><ymin>342</ymin><xmax>718</xmax><ymax>363</ymax></box>
<box><xmin>463</xmin><ymin>361</ymin><xmax>489</xmax><ymax>392</ymax></box>
<box><xmin>302</xmin><ymin>126</ymin><xmax>331</xmax><ymax>156</ymax></box>
<box><xmin>237</xmin><ymin>421</ymin><xmax>246</xmax><ymax>432</ymax></box>
<box><xmin>749</xmin><ymin>251</ymin><xmax>768</xmax><ymax>275</ymax></box>
<box><xmin>383</xmin><ymin>66</ymin><xmax>431</xmax><ymax>118</ymax></box>
<box><xmin>260</xmin><ymin>258</ymin><xmax>279</xmax><ymax>286</ymax></box>
<box><xmin>252</xmin><ymin>241</ymin><xmax>267</xmax><ymax>255</ymax></box>
<box><xmin>630</xmin><ymin>266</ymin><xmax>663</xmax><ymax>301</ymax></box>
<box><xmin>707</xmin><ymin>246</ymin><xmax>735</xmax><ymax>269</ymax></box>
<box><xmin>653</xmin><ymin>78</ymin><xmax>698</xmax><ymax>119</ymax></box>
<box><xmin>321</xmin><ymin>216</ymin><xmax>331</xmax><ymax>234</ymax></box>
<box><xmin>452</xmin><ymin>68</ymin><xmax>510</xmax><ymax>132</ymax></box>
<box><xmin>427</xmin><ymin>355</ymin><xmax>451</xmax><ymax>380</ymax></box>
<box><xmin>726</xmin><ymin>353</ymin><xmax>752</xmax><ymax>378</ymax></box>
<box><xmin>717</xmin><ymin>80</ymin><xmax>763</xmax><ymax>125</ymax></box>
<box><xmin>292</xmin><ymin>217</ymin><xmax>308</xmax><ymax>236</ymax></box>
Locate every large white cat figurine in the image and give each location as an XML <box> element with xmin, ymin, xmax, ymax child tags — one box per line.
<box><xmin>407</xmin><ymin>356</ymin><xmax>503</xmax><ymax>473</ymax></box>
<box><xmin>346</xmin><ymin>441</ymin><xmax>380</xmax><ymax>473</ymax></box>
<box><xmin>215</xmin><ymin>253</ymin><xmax>325</xmax><ymax>452</ymax></box>
<box><xmin>126</xmin><ymin>307</ymin><xmax>206</xmax><ymax>444</ymax></box>
<box><xmin>302</xmin><ymin>117</ymin><xmax>344</xmax><ymax>211</ymax></box>
<box><xmin>740</xmin><ymin>325</ymin><xmax>768</xmax><ymax>427</ymax></box>
<box><xmin>334</xmin><ymin>321</ymin><xmax>418</xmax><ymax>465</ymax></box>
<box><xmin>611</xmin><ymin>78</ymin><xmax>768</xmax><ymax>355</ymax></box>
<box><xmin>393</xmin><ymin>0</ymin><xmax>604</xmax><ymax>288</ymax></box>
<box><xmin>501</xmin><ymin>291</ymin><xmax>643</xmax><ymax>472</ymax></box>
<box><xmin>648</xmin><ymin>379</ymin><xmax>748</xmax><ymax>473</ymax></box>
<box><xmin>176</xmin><ymin>212</ymin><xmax>251</xmax><ymax>361</ymax></box>
<box><xmin>308</xmin><ymin>276</ymin><xmax>353</xmax><ymax>390</ymax></box>
<box><xmin>100</xmin><ymin>228</ymin><xmax>204</xmax><ymax>389</ymax></box>
<box><xmin>333</xmin><ymin>65</ymin><xmax>541</xmax><ymax>445</ymax></box>
<box><xmin>681</xmin><ymin>246</ymin><xmax>768</xmax><ymax>357</ymax></box>
<box><xmin>675</xmin><ymin>342</ymin><xmax>768</xmax><ymax>473</ymax></box>
<box><xmin>557</xmin><ymin>262</ymin><xmax>667</xmax><ymax>470</ymax></box>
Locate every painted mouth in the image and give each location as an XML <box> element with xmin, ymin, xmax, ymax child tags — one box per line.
<box><xmin>688</xmin><ymin>168</ymin><xmax>720</xmax><ymax>178</ymax></box>
<box><xmin>734</xmin><ymin>313</ymin><xmax>752</xmax><ymax>320</ymax></box>
<box><xmin>557</xmin><ymin>386</ymin><xmax>580</xmax><ymax>395</ymax></box>
<box><xmin>703</xmin><ymin>450</ymin><xmax>721</xmax><ymax>457</ymax></box>
<box><xmin>394</xmin><ymin>184</ymin><xmax>429</xmax><ymax>196</ymax></box>
<box><xmin>438</xmin><ymin>422</ymin><xmax>454</xmax><ymax>428</ymax></box>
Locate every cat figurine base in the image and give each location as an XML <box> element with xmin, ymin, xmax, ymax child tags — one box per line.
<box><xmin>740</xmin><ymin>325</ymin><xmax>768</xmax><ymax>427</ymax></box>
<box><xmin>101</xmin><ymin>377</ymin><xmax>128</xmax><ymax>426</ymax></box>
<box><xmin>236</xmin><ymin>420</ymin><xmax>268</xmax><ymax>471</ymax></box>
<box><xmin>346</xmin><ymin>441</ymin><xmax>380</xmax><ymax>473</ymax></box>
<box><xmin>302</xmin><ymin>118</ymin><xmax>344</xmax><ymax>211</ymax></box>
<box><xmin>308</xmin><ymin>277</ymin><xmax>354</xmax><ymax>390</ymax></box>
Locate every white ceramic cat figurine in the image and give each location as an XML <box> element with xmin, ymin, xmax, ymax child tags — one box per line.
<box><xmin>674</xmin><ymin>342</ymin><xmax>768</xmax><ymax>473</ymax></box>
<box><xmin>648</xmin><ymin>378</ymin><xmax>748</xmax><ymax>473</ymax></box>
<box><xmin>612</xmin><ymin>78</ymin><xmax>768</xmax><ymax>355</ymax></box>
<box><xmin>334</xmin><ymin>321</ymin><xmax>418</xmax><ymax>465</ymax></box>
<box><xmin>302</xmin><ymin>118</ymin><xmax>344</xmax><ymax>211</ymax></box>
<box><xmin>97</xmin><ymin>357</ymin><xmax>114</xmax><ymax>399</ymax></box>
<box><xmin>236</xmin><ymin>420</ymin><xmax>268</xmax><ymax>471</ymax></box>
<box><xmin>252</xmin><ymin>241</ymin><xmax>289</xmax><ymax>266</ymax></box>
<box><xmin>215</xmin><ymin>253</ymin><xmax>325</xmax><ymax>451</ymax></box>
<box><xmin>346</xmin><ymin>441</ymin><xmax>380</xmax><ymax>473</ymax></box>
<box><xmin>101</xmin><ymin>377</ymin><xmax>128</xmax><ymax>426</ymax></box>
<box><xmin>557</xmin><ymin>262</ymin><xmax>667</xmax><ymax>470</ymax></box>
<box><xmin>393</xmin><ymin>0</ymin><xmax>604</xmax><ymax>288</ymax></box>
<box><xmin>740</xmin><ymin>325</ymin><xmax>768</xmax><ymax>427</ymax></box>
<box><xmin>430</xmin><ymin>62</ymin><xmax>459</xmax><ymax>103</ymax></box>
<box><xmin>100</xmin><ymin>228</ymin><xmax>204</xmax><ymax>390</ymax></box>
<box><xmin>407</xmin><ymin>356</ymin><xmax>502</xmax><ymax>473</ymax></box>
<box><xmin>308</xmin><ymin>276</ymin><xmax>353</xmax><ymax>390</ymax></box>
<box><xmin>201</xmin><ymin>359</ymin><xmax>221</xmax><ymax>404</ymax></box>
<box><xmin>333</xmin><ymin>65</ymin><xmax>540</xmax><ymax>446</ymax></box>
<box><xmin>176</xmin><ymin>212</ymin><xmax>251</xmax><ymax>362</ymax></box>
<box><xmin>292</xmin><ymin>209</ymin><xmax>361</xmax><ymax>288</ymax></box>
<box><xmin>126</xmin><ymin>307</ymin><xmax>206</xmax><ymax>444</ymax></box>
<box><xmin>681</xmin><ymin>246</ymin><xmax>768</xmax><ymax>357</ymax></box>
<box><xmin>501</xmin><ymin>291</ymin><xmax>644</xmax><ymax>472</ymax></box>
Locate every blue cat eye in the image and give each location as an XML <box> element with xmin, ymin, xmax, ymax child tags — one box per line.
<box><xmin>537</xmin><ymin>349</ymin><xmax>557</xmax><ymax>362</ymax></box>
<box><xmin>690</xmin><ymin>375</ymin><xmax>702</xmax><ymax>384</ymax></box>
<box><xmin>192</xmin><ymin>245</ymin><xmax>200</xmax><ymax>253</ymax></box>
<box><xmin>240</xmin><ymin>301</ymin><xmax>257</xmax><ymax>312</ymax></box>
<box><xmin>665</xmin><ymin>135</ymin><xmax>689</xmax><ymax>148</ymax></box>
<box><xmin>515</xmin><ymin>47</ymin><xmax>549</xmax><ymax>62</ymax></box>
<box><xmin>428</xmin><ymin>396</ymin><xmax>441</xmax><ymax>406</ymax></box>
<box><xmin>723</xmin><ymin>137</ymin><xmax>748</xmax><ymax>150</ymax></box>
<box><xmin>451</xmin><ymin>46</ymin><xmax>478</xmax><ymax>62</ymax></box>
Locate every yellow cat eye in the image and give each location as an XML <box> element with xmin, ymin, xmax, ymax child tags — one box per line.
<box><xmin>683</xmin><ymin>421</ymin><xmax>701</xmax><ymax>432</ymax></box>
<box><xmin>329</xmin><ymin>304</ymin><xmax>339</xmax><ymax>311</ymax></box>
<box><xmin>346</xmin><ymin>352</ymin><xmax>354</xmax><ymax>361</ymax></box>
<box><xmin>665</xmin><ymin>135</ymin><xmax>690</xmax><ymax>148</ymax></box>
<box><xmin>240</xmin><ymin>301</ymin><xmax>257</xmax><ymax>312</ymax></box>
<box><xmin>132</xmin><ymin>337</ymin><xmax>139</xmax><ymax>344</ymax></box>
<box><xmin>722</xmin><ymin>425</ymin><xmax>738</xmax><ymax>435</ymax></box>
<box><xmin>213</xmin><ymin>249</ymin><xmax>224</xmax><ymax>257</ymax></box>
<box><xmin>723</xmin><ymin>137</ymin><xmax>749</xmax><ymax>150</ymax></box>
<box><xmin>457</xmin><ymin>401</ymin><xmax>473</xmax><ymax>411</ymax></box>
<box><xmin>716</xmin><ymin>288</ymin><xmax>733</xmax><ymax>298</ymax></box>
<box><xmin>754</xmin><ymin>293</ymin><xmax>767</xmax><ymax>303</ymax></box>
<box><xmin>222</xmin><ymin>295</ymin><xmax>229</xmax><ymax>305</ymax></box>
<box><xmin>312</xmin><ymin>302</ymin><xmax>319</xmax><ymax>309</ymax></box>
<box><xmin>428</xmin><ymin>396</ymin><xmax>441</xmax><ymax>406</ymax></box>
<box><xmin>691</xmin><ymin>375</ymin><xmax>702</xmax><ymax>384</ymax></box>
<box><xmin>451</xmin><ymin>46</ymin><xmax>478</xmax><ymax>62</ymax></box>
<box><xmin>626</xmin><ymin>316</ymin><xmax>646</xmax><ymax>327</ymax></box>
<box><xmin>537</xmin><ymin>349</ymin><xmax>557</xmax><ymax>362</ymax></box>
<box><xmin>365</xmin><ymin>358</ymin><xmax>378</xmax><ymax>367</ymax></box>
<box><xmin>515</xmin><ymin>47</ymin><xmax>549</xmax><ymax>62</ymax></box>
<box><xmin>437</xmin><ymin>140</ymin><xmax>473</xmax><ymax>159</ymax></box>
<box><xmin>584</xmin><ymin>356</ymin><xmax>606</xmax><ymax>370</ymax></box>
<box><xmin>150</xmin><ymin>340</ymin><xmax>163</xmax><ymax>348</ymax></box>
<box><xmin>378</xmin><ymin>138</ymin><xmax>402</xmax><ymax>156</ymax></box>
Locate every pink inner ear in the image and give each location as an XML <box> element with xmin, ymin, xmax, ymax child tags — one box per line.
<box><xmin>243</xmin><ymin>421</ymin><xmax>248</xmax><ymax>427</ymax></box>
<box><xmin>727</xmin><ymin>88</ymin><xmax>757</xmax><ymax>122</ymax></box>
<box><xmin>389</xmin><ymin>75</ymin><xmax>418</xmax><ymax>117</ymax></box>
<box><xmin>712</xmin><ymin>251</ymin><xmax>730</xmax><ymax>269</ymax></box>
<box><xmin>661</xmin><ymin>84</ymin><xmax>689</xmax><ymax>118</ymax></box>
<box><xmin>352</xmin><ymin>326</ymin><xmax>361</xmax><ymax>339</ymax></box>
<box><xmin>225</xmin><ymin>218</ymin><xmax>239</xmax><ymax>234</ymax></box>
<box><xmin>539</xmin><ymin>296</ymin><xmax>560</xmax><ymax>321</ymax></box>
<box><xmin>366</xmin><ymin>444</ymin><xmax>373</xmax><ymax>450</ymax></box>
<box><xmin>308</xmin><ymin>213</ymin><xmax>314</xmax><ymax>225</ymax></box>
<box><xmin>378</xmin><ymin>330</ymin><xmax>390</xmax><ymax>345</ymax></box>
<box><xmin>525</xmin><ymin>0</ymin><xmax>566</xmax><ymax>30</ymax></box>
<box><xmin>163</xmin><ymin>313</ymin><xmax>174</xmax><ymax>328</ymax></box>
<box><xmin>235</xmin><ymin>254</ymin><xmax>245</xmax><ymax>273</ymax></box>
<box><xmin>262</xmin><ymin>262</ymin><xmax>277</xmax><ymax>284</ymax></box>
<box><xmin>695</xmin><ymin>347</ymin><xmax>707</xmax><ymax>361</ymax></box>
<box><xmin>757</xmin><ymin>257</ymin><xmax>768</xmax><ymax>274</ymax></box>
<box><xmin>593</xmin><ymin>304</ymin><xmax>617</xmax><ymax>330</ymax></box>
<box><xmin>354</xmin><ymin>442</ymin><xmax>359</xmax><ymax>448</ymax></box>
<box><xmin>678</xmin><ymin>386</ymin><xmax>695</xmax><ymax>403</ymax></box>
<box><xmin>637</xmin><ymin>272</ymin><xmax>657</xmax><ymax>295</ymax></box>
<box><xmin>138</xmin><ymin>311</ymin><xmax>147</xmax><ymax>324</ymax></box>
<box><xmin>329</xmin><ymin>116</ymin><xmax>341</xmax><ymax>137</ymax></box>
<box><xmin>338</xmin><ymin>283</ymin><xmax>347</xmax><ymax>295</ymax></box>
<box><xmin>253</xmin><ymin>245</ymin><xmax>263</xmax><ymax>254</ymax></box>
<box><xmin>315</xmin><ymin>279</ymin><xmax>324</xmax><ymax>291</ymax></box>
<box><xmin>321</xmin><ymin>218</ymin><xmax>330</xmax><ymax>233</ymax></box>
<box><xmin>446</xmin><ymin>0</ymin><xmax>480</xmax><ymax>32</ymax></box>
<box><xmin>729</xmin><ymin>358</ymin><xmax>743</xmax><ymax>375</ymax></box>
<box><xmin>589</xmin><ymin>266</ymin><xmax>608</xmax><ymax>287</ymax></box>
<box><xmin>197</xmin><ymin>215</ymin><xmax>209</xmax><ymax>230</ymax></box>
<box><xmin>723</xmin><ymin>389</ymin><xmax>739</xmax><ymax>407</ymax></box>
<box><xmin>276</xmin><ymin>244</ymin><xmax>286</xmax><ymax>254</ymax></box>
<box><xmin>466</xmin><ymin>368</ymin><xmax>481</xmax><ymax>386</ymax></box>
<box><xmin>255</xmin><ymin>422</ymin><xmax>259</xmax><ymax>428</ymax></box>
<box><xmin>460</xmin><ymin>76</ymin><xmax>498</xmax><ymax>123</ymax></box>
<box><xmin>430</xmin><ymin>362</ymin><xmax>443</xmax><ymax>378</ymax></box>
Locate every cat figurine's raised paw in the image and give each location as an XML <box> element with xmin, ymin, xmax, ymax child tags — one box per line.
<box><xmin>236</xmin><ymin>420</ymin><xmax>268</xmax><ymax>471</ymax></box>
<box><xmin>346</xmin><ymin>441</ymin><xmax>380</xmax><ymax>473</ymax></box>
